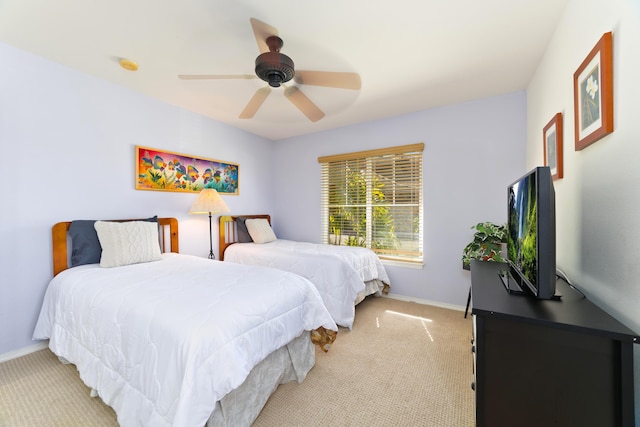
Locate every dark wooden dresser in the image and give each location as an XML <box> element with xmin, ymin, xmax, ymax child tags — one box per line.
<box><xmin>470</xmin><ymin>260</ymin><xmax>638</xmax><ymax>427</ymax></box>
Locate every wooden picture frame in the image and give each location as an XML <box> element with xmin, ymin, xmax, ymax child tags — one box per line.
<box><xmin>573</xmin><ymin>31</ymin><xmax>613</xmax><ymax>151</ymax></box>
<box><xmin>135</xmin><ymin>146</ymin><xmax>239</xmax><ymax>194</ymax></box>
<box><xmin>543</xmin><ymin>113</ymin><xmax>563</xmax><ymax>180</ymax></box>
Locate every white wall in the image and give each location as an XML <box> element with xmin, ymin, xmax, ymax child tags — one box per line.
<box><xmin>272</xmin><ymin>91</ymin><xmax>527</xmax><ymax>306</ymax></box>
<box><xmin>0</xmin><ymin>43</ymin><xmax>276</xmax><ymax>355</ymax></box>
<box><xmin>526</xmin><ymin>0</ymin><xmax>640</xmax><ymax>417</ymax></box>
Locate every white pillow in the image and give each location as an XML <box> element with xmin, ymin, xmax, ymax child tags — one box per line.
<box><xmin>245</xmin><ymin>218</ymin><xmax>277</xmax><ymax>244</ymax></box>
<box><xmin>94</xmin><ymin>221</ymin><xmax>162</xmax><ymax>268</ymax></box>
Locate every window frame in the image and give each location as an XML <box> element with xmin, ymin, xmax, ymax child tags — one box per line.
<box><xmin>318</xmin><ymin>143</ymin><xmax>424</xmax><ymax>266</ymax></box>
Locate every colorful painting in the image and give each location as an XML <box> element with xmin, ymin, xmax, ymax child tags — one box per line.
<box><xmin>135</xmin><ymin>146</ymin><xmax>239</xmax><ymax>194</ymax></box>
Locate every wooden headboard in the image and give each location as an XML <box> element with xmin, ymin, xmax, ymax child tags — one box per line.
<box><xmin>52</xmin><ymin>217</ymin><xmax>179</xmax><ymax>277</ymax></box>
<box><xmin>219</xmin><ymin>215</ymin><xmax>271</xmax><ymax>261</ymax></box>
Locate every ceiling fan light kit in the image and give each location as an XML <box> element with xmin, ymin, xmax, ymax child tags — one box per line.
<box><xmin>178</xmin><ymin>18</ymin><xmax>360</xmax><ymax>121</ymax></box>
<box><xmin>254</xmin><ymin>36</ymin><xmax>295</xmax><ymax>88</ymax></box>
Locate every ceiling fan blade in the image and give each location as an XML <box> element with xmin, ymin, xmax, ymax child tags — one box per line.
<box><xmin>239</xmin><ymin>87</ymin><xmax>271</xmax><ymax>119</ymax></box>
<box><xmin>294</xmin><ymin>71</ymin><xmax>361</xmax><ymax>90</ymax></box>
<box><xmin>250</xmin><ymin>18</ymin><xmax>279</xmax><ymax>54</ymax></box>
<box><xmin>284</xmin><ymin>86</ymin><xmax>325</xmax><ymax>122</ymax></box>
<box><xmin>178</xmin><ymin>74</ymin><xmax>257</xmax><ymax>80</ymax></box>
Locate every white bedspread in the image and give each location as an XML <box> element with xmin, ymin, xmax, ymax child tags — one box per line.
<box><xmin>33</xmin><ymin>253</ymin><xmax>336</xmax><ymax>427</ymax></box>
<box><xmin>224</xmin><ymin>240</ymin><xmax>391</xmax><ymax>328</ymax></box>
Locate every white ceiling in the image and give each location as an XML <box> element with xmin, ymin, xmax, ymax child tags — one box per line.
<box><xmin>0</xmin><ymin>0</ymin><xmax>568</xmax><ymax>141</ymax></box>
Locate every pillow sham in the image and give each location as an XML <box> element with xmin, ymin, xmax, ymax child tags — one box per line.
<box><xmin>245</xmin><ymin>218</ymin><xmax>277</xmax><ymax>244</ymax></box>
<box><xmin>69</xmin><ymin>220</ymin><xmax>102</xmax><ymax>267</ymax></box>
<box><xmin>69</xmin><ymin>216</ymin><xmax>158</xmax><ymax>267</ymax></box>
<box><xmin>94</xmin><ymin>220</ymin><xmax>162</xmax><ymax>268</ymax></box>
<box><xmin>236</xmin><ymin>217</ymin><xmax>254</xmax><ymax>243</ymax></box>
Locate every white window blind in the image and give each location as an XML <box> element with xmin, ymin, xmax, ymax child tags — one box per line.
<box><xmin>318</xmin><ymin>143</ymin><xmax>424</xmax><ymax>264</ymax></box>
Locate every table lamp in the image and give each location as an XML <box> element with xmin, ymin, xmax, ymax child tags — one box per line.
<box><xmin>189</xmin><ymin>189</ymin><xmax>230</xmax><ymax>259</ymax></box>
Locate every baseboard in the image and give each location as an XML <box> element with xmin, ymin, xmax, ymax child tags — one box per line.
<box><xmin>0</xmin><ymin>341</ymin><xmax>49</xmax><ymax>363</ymax></box>
<box><xmin>384</xmin><ymin>293</ymin><xmax>466</xmax><ymax>312</ymax></box>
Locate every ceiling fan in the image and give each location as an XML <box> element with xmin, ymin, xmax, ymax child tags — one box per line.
<box><xmin>178</xmin><ymin>18</ymin><xmax>361</xmax><ymax>122</ymax></box>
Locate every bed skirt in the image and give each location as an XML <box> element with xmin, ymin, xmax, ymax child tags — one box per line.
<box><xmin>206</xmin><ymin>330</ymin><xmax>315</xmax><ymax>426</ymax></box>
<box><xmin>354</xmin><ymin>279</ymin><xmax>387</xmax><ymax>306</ymax></box>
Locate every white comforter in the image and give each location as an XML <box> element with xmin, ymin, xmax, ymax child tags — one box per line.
<box><xmin>33</xmin><ymin>253</ymin><xmax>337</xmax><ymax>427</ymax></box>
<box><xmin>224</xmin><ymin>240</ymin><xmax>391</xmax><ymax>328</ymax></box>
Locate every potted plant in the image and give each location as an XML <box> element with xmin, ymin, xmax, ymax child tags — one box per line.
<box><xmin>461</xmin><ymin>222</ymin><xmax>507</xmax><ymax>270</ymax></box>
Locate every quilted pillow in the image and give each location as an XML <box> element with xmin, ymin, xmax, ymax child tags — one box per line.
<box><xmin>69</xmin><ymin>216</ymin><xmax>158</xmax><ymax>267</ymax></box>
<box><xmin>94</xmin><ymin>220</ymin><xmax>162</xmax><ymax>268</ymax></box>
<box><xmin>236</xmin><ymin>217</ymin><xmax>253</xmax><ymax>243</ymax></box>
<box><xmin>245</xmin><ymin>218</ymin><xmax>277</xmax><ymax>244</ymax></box>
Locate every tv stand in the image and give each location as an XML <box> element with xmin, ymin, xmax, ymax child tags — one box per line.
<box><xmin>471</xmin><ymin>261</ymin><xmax>638</xmax><ymax>427</ymax></box>
<box><xmin>497</xmin><ymin>269</ymin><xmax>525</xmax><ymax>295</ymax></box>
<box><xmin>498</xmin><ymin>269</ymin><xmax>562</xmax><ymax>299</ymax></box>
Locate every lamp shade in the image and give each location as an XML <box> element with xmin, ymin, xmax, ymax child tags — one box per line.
<box><xmin>189</xmin><ymin>189</ymin><xmax>231</xmax><ymax>214</ymax></box>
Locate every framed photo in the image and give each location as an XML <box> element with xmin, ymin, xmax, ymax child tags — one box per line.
<box><xmin>543</xmin><ymin>113</ymin><xmax>563</xmax><ymax>180</ymax></box>
<box><xmin>135</xmin><ymin>146</ymin><xmax>239</xmax><ymax>195</ymax></box>
<box><xmin>573</xmin><ymin>31</ymin><xmax>613</xmax><ymax>151</ymax></box>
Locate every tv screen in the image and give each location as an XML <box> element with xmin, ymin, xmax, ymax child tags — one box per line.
<box><xmin>506</xmin><ymin>166</ymin><xmax>556</xmax><ymax>299</ymax></box>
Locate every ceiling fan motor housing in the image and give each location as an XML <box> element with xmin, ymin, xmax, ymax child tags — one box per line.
<box><xmin>255</xmin><ymin>51</ymin><xmax>295</xmax><ymax>87</ymax></box>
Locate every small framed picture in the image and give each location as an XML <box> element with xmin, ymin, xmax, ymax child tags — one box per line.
<box><xmin>543</xmin><ymin>113</ymin><xmax>563</xmax><ymax>180</ymax></box>
<box><xmin>573</xmin><ymin>32</ymin><xmax>613</xmax><ymax>151</ymax></box>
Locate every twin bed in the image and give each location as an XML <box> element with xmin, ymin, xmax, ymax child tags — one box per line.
<box><xmin>33</xmin><ymin>217</ymin><xmax>337</xmax><ymax>427</ymax></box>
<box><xmin>219</xmin><ymin>215</ymin><xmax>391</xmax><ymax>329</ymax></box>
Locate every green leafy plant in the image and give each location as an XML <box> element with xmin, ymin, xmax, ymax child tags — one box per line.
<box><xmin>462</xmin><ymin>222</ymin><xmax>507</xmax><ymax>267</ymax></box>
<box><xmin>327</xmin><ymin>167</ymin><xmax>398</xmax><ymax>250</ymax></box>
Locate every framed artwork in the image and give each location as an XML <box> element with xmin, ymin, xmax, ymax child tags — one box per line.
<box><xmin>573</xmin><ymin>31</ymin><xmax>613</xmax><ymax>151</ymax></box>
<box><xmin>543</xmin><ymin>113</ymin><xmax>563</xmax><ymax>180</ymax></box>
<box><xmin>135</xmin><ymin>146</ymin><xmax>239</xmax><ymax>195</ymax></box>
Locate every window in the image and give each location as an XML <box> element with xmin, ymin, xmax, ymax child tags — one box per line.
<box><xmin>318</xmin><ymin>143</ymin><xmax>424</xmax><ymax>265</ymax></box>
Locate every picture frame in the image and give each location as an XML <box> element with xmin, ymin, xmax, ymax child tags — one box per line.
<box><xmin>573</xmin><ymin>31</ymin><xmax>613</xmax><ymax>151</ymax></box>
<box><xmin>135</xmin><ymin>146</ymin><xmax>239</xmax><ymax>195</ymax></box>
<box><xmin>543</xmin><ymin>112</ymin><xmax>563</xmax><ymax>180</ymax></box>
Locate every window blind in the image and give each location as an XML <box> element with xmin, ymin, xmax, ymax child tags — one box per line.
<box><xmin>319</xmin><ymin>143</ymin><xmax>424</xmax><ymax>264</ymax></box>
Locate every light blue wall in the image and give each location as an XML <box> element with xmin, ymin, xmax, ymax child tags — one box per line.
<box><xmin>271</xmin><ymin>91</ymin><xmax>527</xmax><ymax>305</ymax></box>
<box><xmin>3</xmin><ymin>0</ymin><xmax>638</xmax><ymax>417</ymax></box>
<box><xmin>0</xmin><ymin>41</ymin><xmax>527</xmax><ymax>357</ymax></box>
<box><xmin>0</xmin><ymin>43</ymin><xmax>276</xmax><ymax>355</ymax></box>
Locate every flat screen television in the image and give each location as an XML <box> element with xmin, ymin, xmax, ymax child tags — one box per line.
<box><xmin>506</xmin><ymin>166</ymin><xmax>556</xmax><ymax>299</ymax></box>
